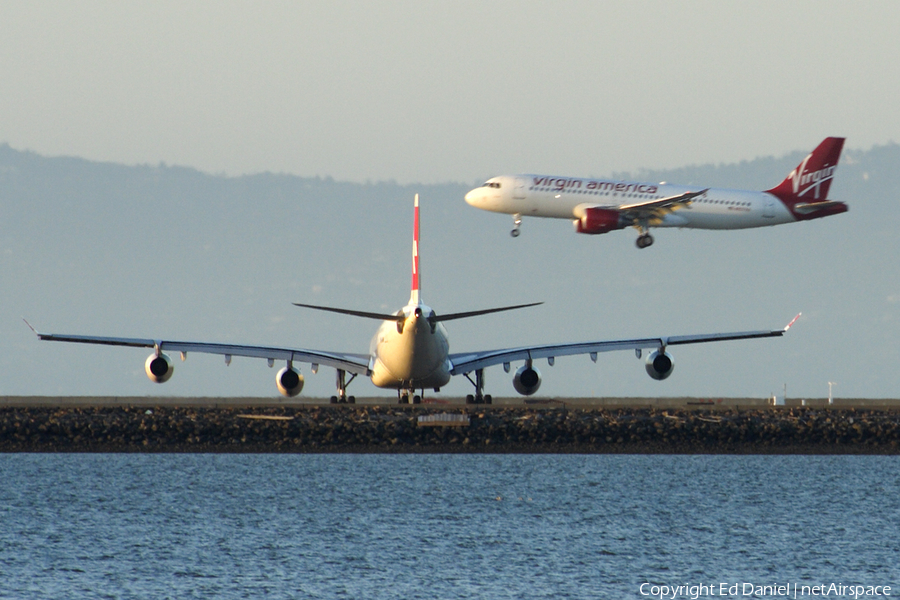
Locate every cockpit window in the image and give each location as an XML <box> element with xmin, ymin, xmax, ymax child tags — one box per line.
<box><xmin>481</xmin><ymin>181</ymin><xmax>501</xmax><ymax>189</ymax></box>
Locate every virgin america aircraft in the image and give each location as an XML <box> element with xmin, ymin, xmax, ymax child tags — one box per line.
<box><xmin>465</xmin><ymin>137</ymin><xmax>848</xmax><ymax>248</ymax></box>
<box><xmin>28</xmin><ymin>196</ymin><xmax>797</xmax><ymax>404</ymax></box>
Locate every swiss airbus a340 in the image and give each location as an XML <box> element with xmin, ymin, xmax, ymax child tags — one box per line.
<box><xmin>28</xmin><ymin>196</ymin><xmax>797</xmax><ymax>403</ymax></box>
<box><xmin>465</xmin><ymin>137</ymin><xmax>848</xmax><ymax>248</ymax></box>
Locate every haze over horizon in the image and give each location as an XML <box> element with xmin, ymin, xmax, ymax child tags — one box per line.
<box><xmin>2</xmin><ymin>2</ymin><xmax>899</xmax><ymax>184</ymax></box>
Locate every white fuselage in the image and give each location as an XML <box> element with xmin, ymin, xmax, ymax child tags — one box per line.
<box><xmin>368</xmin><ymin>302</ymin><xmax>452</xmax><ymax>390</ymax></box>
<box><xmin>465</xmin><ymin>175</ymin><xmax>796</xmax><ymax>230</ymax></box>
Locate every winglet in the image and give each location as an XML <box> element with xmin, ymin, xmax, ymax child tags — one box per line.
<box><xmin>783</xmin><ymin>313</ymin><xmax>802</xmax><ymax>332</ymax></box>
<box><xmin>22</xmin><ymin>318</ymin><xmax>39</xmax><ymax>336</ymax></box>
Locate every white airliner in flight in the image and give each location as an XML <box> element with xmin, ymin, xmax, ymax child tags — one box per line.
<box><xmin>28</xmin><ymin>196</ymin><xmax>798</xmax><ymax>403</ymax></box>
<box><xmin>465</xmin><ymin>137</ymin><xmax>848</xmax><ymax>248</ymax></box>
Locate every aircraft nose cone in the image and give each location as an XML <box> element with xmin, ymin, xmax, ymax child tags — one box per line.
<box><xmin>464</xmin><ymin>188</ymin><xmax>481</xmax><ymax>206</ymax></box>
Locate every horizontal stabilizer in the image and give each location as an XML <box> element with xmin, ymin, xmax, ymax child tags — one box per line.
<box><xmin>292</xmin><ymin>301</ymin><xmax>543</xmax><ymax>323</ymax></box>
<box><xmin>793</xmin><ymin>200</ymin><xmax>847</xmax><ymax>214</ymax></box>
<box><xmin>292</xmin><ymin>302</ymin><xmax>404</xmax><ymax>322</ymax></box>
<box><xmin>432</xmin><ymin>302</ymin><xmax>543</xmax><ymax>323</ymax></box>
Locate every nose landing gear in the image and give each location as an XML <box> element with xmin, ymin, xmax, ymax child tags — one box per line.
<box><xmin>510</xmin><ymin>213</ymin><xmax>522</xmax><ymax>237</ymax></box>
<box><xmin>398</xmin><ymin>389</ymin><xmax>423</xmax><ymax>404</ymax></box>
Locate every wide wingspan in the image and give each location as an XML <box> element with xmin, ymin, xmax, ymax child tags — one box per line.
<box><xmin>449</xmin><ymin>314</ymin><xmax>799</xmax><ymax>375</ymax></box>
<box><xmin>23</xmin><ymin>322</ymin><xmax>371</xmax><ymax>374</ymax></box>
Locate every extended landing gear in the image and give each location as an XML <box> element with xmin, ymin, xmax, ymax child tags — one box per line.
<box><xmin>466</xmin><ymin>394</ymin><xmax>492</xmax><ymax>405</ymax></box>
<box><xmin>398</xmin><ymin>389</ymin><xmax>423</xmax><ymax>404</ymax></box>
<box><xmin>636</xmin><ymin>232</ymin><xmax>654</xmax><ymax>249</ymax></box>
<box><xmin>464</xmin><ymin>369</ymin><xmax>493</xmax><ymax>405</ymax></box>
<box><xmin>329</xmin><ymin>369</ymin><xmax>357</xmax><ymax>404</ymax></box>
<box><xmin>510</xmin><ymin>213</ymin><xmax>522</xmax><ymax>238</ymax></box>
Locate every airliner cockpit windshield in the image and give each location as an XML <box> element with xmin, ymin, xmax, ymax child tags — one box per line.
<box><xmin>481</xmin><ymin>181</ymin><xmax>501</xmax><ymax>189</ymax></box>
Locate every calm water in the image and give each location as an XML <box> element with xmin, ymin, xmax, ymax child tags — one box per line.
<box><xmin>0</xmin><ymin>454</ymin><xmax>898</xmax><ymax>599</ymax></box>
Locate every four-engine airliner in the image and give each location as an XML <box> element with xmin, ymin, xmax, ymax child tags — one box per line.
<box><xmin>28</xmin><ymin>195</ymin><xmax>798</xmax><ymax>404</ymax></box>
<box><xmin>465</xmin><ymin>137</ymin><xmax>848</xmax><ymax>248</ymax></box>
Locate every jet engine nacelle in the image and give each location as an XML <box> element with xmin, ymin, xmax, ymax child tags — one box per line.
<box><xmin>645</xmin><ymin>349</ymin><xmax>675</xmax><ymax>380</ymax></box>
<box><xmin>145</xmin><ymin>353</ymin><xmax>174</xmax><ymax>383</ymax></box>
<box><xmin>276</xmin><ymin>366</ymin><xmax>305</xmax><ymax>397</ymax></box>
<box><xmin>575</xmin><ymin>208</ymin><xmax>627</xmax><ymax>235</ymax></box>
<box><xmin>513</xmin><ymin>364</ymin><xmax>542</xmax><ymax>396</ymax></box>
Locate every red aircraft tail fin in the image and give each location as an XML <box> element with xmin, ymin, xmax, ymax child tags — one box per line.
<box><xmin>409</xmin><ymin>194</ymin><xmax>421</xmax><ymax>306</ymax></box>
<box><xmin>766</xmin><ymin>137</ymin><xmax>844</xmax><ymax>201</ymax></box>
<box><xmin>766</xmin><ymin>137</ymin><xmax>848</xmax><ymax>220</ymax></box>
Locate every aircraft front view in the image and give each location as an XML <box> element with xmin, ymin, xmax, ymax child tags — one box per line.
<box><xmin>465</xmin><ymin>137</ymin><xmax>848</xmax><ymax>248</ymax></box>
<box><xmin>27</xmin><ymin>195</ymin><xmax>798</xmax><ymax>404</ymax></box>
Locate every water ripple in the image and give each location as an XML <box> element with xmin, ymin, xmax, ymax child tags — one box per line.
<box><xmin>0</xmin><ymin>454</ymin><xmax>897</xmax><ymax>598</ymax></box>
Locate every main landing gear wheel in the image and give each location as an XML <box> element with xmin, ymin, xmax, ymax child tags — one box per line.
<box><xmin>398</xmin><ymin>390</ymin><xmax>423</xmax><ymax>404</ymax></box>
<box><xmin>330</xmin><ymin>395</ymin><xmax>356</xmax><ymax>404</ymax></box>
<box><xmin>330</xmin><ymin>369</ymin><xmax>357</xmax><ymax>403</ymax></box>
<box><xmin>636</xmin><ymin>233</ymin><xmax>654</xmax><ymax>249</ymax></box>
<box><xmin>464</xmin><ymin>369</ymin><xmax>491</xmax><ymax>404</ymax></box>
<box><xmin>465</xmin><ymin>394</ymin><xmax>492</xmax><ymax>405</ymax></box>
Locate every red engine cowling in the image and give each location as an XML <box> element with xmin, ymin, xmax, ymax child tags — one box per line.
<box><xmin>575</xmin><ymin>208</ymin><xmax>625</xmax><ymax>234</ymax></box>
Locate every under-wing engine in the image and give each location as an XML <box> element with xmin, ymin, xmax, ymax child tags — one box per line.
<box><xmin>276</xmin><ymin>365</ymin><xmax>304</xmax><ymax>397</ymax></box>
<box><xmin>645</xmin><ymin>349</ymin><xmax>675</xmax><ymax>380</ymax></box>
<box><xmin>512</xmin><ymin>364</ymin><xmax>542</xmax><ymax>395</ymax></box>
<box><xmin>145</xmin><ymin>353</ymin><xmax>174</xmax><ymax>383</ymax></box>
<box><xmin>574</xmin><ymin>208</ymin><xmax>627</xmax><ymax>235</ymax></box>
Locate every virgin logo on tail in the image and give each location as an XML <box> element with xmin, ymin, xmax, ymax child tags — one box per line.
<box><xmin>767</xmin><ymin>137</ymin><xmax>844</xmax><ymax>201</ymax></box>
<box><xmin>788</xmin><ymin>155</ymin><xmax>837</xmax><ymax>199</ymax></box>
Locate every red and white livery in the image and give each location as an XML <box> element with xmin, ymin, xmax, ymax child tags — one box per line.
<box><xmin>465</xmin><ymin>137</ymin><xmax>848</xmax><ymax>248</ymax></box>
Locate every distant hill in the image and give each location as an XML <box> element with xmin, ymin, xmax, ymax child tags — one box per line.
<box><xmin>2</xmin><ymin>142</ymin><xmax>898</xmax><ymax>400</ymax></box>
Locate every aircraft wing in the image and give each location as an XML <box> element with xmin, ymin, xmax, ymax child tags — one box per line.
<box><xmin>618</xmin><ymin>188</ymin><xmax>708</xmax><ymax>212</ymax></box>
<box><xmin>25</xmin><ymin>324</ymin><xmax>371</xmax><ymax>374</ymax></box>
<box><xmin>615</xmin><ymin>188</ymin><xmax>708</xmax><ymax>223</ymax></box>
<box><xmin>448</xmin><ymin>315</ymin><xmax>799</xmax><ymax>375</ymax></box>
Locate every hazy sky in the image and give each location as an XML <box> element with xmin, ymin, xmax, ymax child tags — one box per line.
<box><xmin>2</xmin><ymin>1</ymin><xmax>899</xmax><ymax>184</ymax></box>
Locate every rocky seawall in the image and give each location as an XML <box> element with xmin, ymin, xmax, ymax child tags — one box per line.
<box><xmin>2</xmin><ymin>405</ymin><xmax>899</xmax><ymax>453</ymax></box>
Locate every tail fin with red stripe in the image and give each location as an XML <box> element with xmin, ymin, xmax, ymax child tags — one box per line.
<box><xmin>409</xmin><ymin>194</ymin><xmax>420</xmax><ymax>306</ymax></box>
<box><xmin>766</xmin><ymin>137</ymin><xmax>848</xmax><ymax>220</ymax></box>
